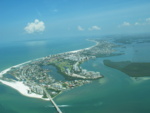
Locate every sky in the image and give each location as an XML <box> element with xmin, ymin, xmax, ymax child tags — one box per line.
<box><xmin>0</xmin><ymin>0</ymin><xmax>150</xmax><ymax>42</ymax></box>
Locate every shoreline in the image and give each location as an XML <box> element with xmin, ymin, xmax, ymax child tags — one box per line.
<box><xmin>0</xmin><ymin>61</ymin><xmax>31</xmax><ymax>78</ymax></box>
<box><xmin>66</xmin><ymin>39</ymin><xmax>98</xmax><ymax>54</ymax></box>
<box><xmin>0</xmin><ymin>79</ymin><xmax>49</xmax><ymax>101</ymax></box>
<box><xmin>0</xmin><ymin>39</ymin><xmax>98</xmax><ymax>100</ymax></box>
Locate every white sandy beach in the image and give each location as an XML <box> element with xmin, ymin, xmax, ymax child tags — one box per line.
<box><xmin>0</xmin><ymin>68</ymin><xmax>11</xmax><ymax>78</ymax></box>
<box><xmin>0</xmin><ymin>79</ymin><xmax>49</xmax><ymax>100</ymax></box>
<box><xmin>0</xmin><ymin>60</ymin><xmax>49</xmax><ymax>100</ymax></box>
<box><xmin>67</xmin><ymin>39</ymin><xmax>98</xmax><ymax>54</ymax></box>
<box><xmin>0</xmin><ymin>61</ymin><xmax>31</xmax><ymax>78</ymax></box>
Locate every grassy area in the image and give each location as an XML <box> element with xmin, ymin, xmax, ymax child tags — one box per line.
<box><xmin>47</xmin><ymin>58</ymin><xmax>74</xmax><ymax>75</ymax></box>
<box><xmin>58</xmin><ymin>60</ymin><xmax>72</xmax><ymax>72</ymax></box>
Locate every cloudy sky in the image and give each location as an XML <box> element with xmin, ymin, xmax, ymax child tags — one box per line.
<box><xmin>0</xmin><ymin>0</ymin><xmax>150</xmax><ymax>41</ymax></box>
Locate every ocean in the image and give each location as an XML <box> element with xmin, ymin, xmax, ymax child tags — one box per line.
<box><xmin>0</xmin><ymin>37</ymin><xmax>150</xmax><ymax>113</ymax></box>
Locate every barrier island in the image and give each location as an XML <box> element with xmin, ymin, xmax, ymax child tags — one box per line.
<box><xmin>0</xmin><ymin>40</ymin><xmax>121</xmax><ymax>99</ymax></box>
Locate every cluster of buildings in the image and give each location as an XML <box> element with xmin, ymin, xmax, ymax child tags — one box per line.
<box><xmin>81</xmin><ymin>40</ymin><xmax>115</xmax><ymax>57</ymax></box>
<box><xmin>30</xmin><ymin>85</ymin><xmax>44</xmax><ymax>95</ymax></box>
<box><xmin>46</xmin><ymin>80</ymin><xmax>91</xmax><ymax>96</ymax></box>
<box><xmin>4</xmin><ymin>40</ymin><xmax>114</xmax><ymax>97</ymax></box>
<box><xmin>64</xmin><ymin>53</ymin><xmax>89</xmax><ymax>62</ymax></box>
<box><xmin>62</xmin><ymin>54</ymin><xmax>101</xmax><ymax>79</ymax></box>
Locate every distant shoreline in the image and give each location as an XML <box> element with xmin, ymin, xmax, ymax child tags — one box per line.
<box><xmin>103</xmin><ymin>60</ymin><xmax>150</xmax><ymax>77</ymax></box>
<box><xmin>66</xmin><ymin>39</ymin><xmax>98</xmax><ymax>54</ymax></box>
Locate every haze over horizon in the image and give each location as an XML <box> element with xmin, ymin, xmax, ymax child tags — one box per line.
<box><xmin>1</xmin><ymin>0</ymin><xmax>150</xmax><ymax>42</ymax></box>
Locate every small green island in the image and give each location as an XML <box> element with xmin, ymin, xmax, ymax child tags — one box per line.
<box><xmin>0</xmin><ymin>40</ymin><xmax>121</xmax><ymax>99</ymax></box>
<box><xmin>103</xmin><ymin>60</ymin><xmax>150</xmax><ymax>77</ymax></box>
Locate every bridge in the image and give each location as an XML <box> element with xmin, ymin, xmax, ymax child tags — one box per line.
<box><xmin>42</xmin><ymin>87</ymin><xmax>63</xmax><ymax>113</ymax></box>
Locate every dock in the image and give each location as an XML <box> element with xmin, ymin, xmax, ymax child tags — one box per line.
<box><xmin>42</xmin><ymin>87</ymin><xmax>63</xmax><ymax>113</ymax></box>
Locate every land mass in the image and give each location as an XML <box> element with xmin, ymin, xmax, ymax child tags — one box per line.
<box><xmin>0</xmin><ymin>39</ymin><xmax>121</xmax><ymax>99</ymax></box>
<box><xmin>103</xmin><ymin>60</ymin><xmax>150</xmax><ymax>77</ymax></box>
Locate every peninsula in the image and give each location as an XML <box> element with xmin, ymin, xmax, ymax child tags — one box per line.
<box><xmin>0</xmin><ymin>39</ymin><xmax>119</xmax><ymax>99</ymax></box>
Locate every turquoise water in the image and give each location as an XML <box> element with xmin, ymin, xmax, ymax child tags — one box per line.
<box><xmin>0</xmin><ymin>37</ymin><xmax>150</xmax><ymax>113</ymax></box>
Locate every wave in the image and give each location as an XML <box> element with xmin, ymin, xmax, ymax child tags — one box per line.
<box><xmin>58</xmin><ymin>105</ymin><xmax>71</xmax><ymax>107</ymax></box>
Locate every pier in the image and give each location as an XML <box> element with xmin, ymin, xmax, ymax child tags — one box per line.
<box><xmin>42</xmin><ymin>87</ymin><xmax>63</xmax><ymax>113</ymax></box>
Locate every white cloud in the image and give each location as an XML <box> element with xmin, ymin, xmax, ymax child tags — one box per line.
<box><xmin>134</xmin><ymin>22</ymin><xmax>140</xmax><ymax>26</ymax></box>
<box><xmin>89</xmin><ymin>26</ymin><xmax>101</xmax><ymax>31</ymax></box>
<box><xmin>135</xmin><ymin>18</ymin><xmax>150</xmax><ymax>25</ymax></box>
<box><xmin>24</xmin><ymin>19</ymin><xmax>45</xmax><ymax>34</ymax></box>
<box><xmin>77</xmin><ymin>26</ymin><xmax>84</xmax><ymax>31</ymax></box>
<box><xmin>146</xmin><ymin>18</ymin><xmax>150</xmax><ymax>23</ymax></box>
<box><xmin>118</xmin><ymin>21</ymin><xmax>131</xmax><ymax>28</ymax></box>
<box><xmin>146</xmin><ymin>18</ymin><xmax>150</xmax><ymax>22</ymax></box>
<box><xmin>122</xmin><ymin>22</ymin><xmax>131</xmax><ymax>26</ymax></box>
<box><xmin>119</xmin><ymin>18</ymin><xmax>150</xmax><ymax>28</ymax></box>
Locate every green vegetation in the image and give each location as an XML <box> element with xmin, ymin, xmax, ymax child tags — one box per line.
<box><xmin>104</xmin><ymin>60</ymin><xmax>150</xmax><ymax>77</ymax></box>
<box><xmin>113</xmin><ymin>34</ymin><xmax>150</xmax><ymax>44</ymax></box>
<box><xmin>47</xmin><ymin>58</ymin><xmax>74</xmax><ymax>74</ymax></box>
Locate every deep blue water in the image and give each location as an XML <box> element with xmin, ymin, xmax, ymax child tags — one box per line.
<box><xmin>0</xmin><ymin>37</ymin><xmax>150</xmax><ymax>113</ymax></box>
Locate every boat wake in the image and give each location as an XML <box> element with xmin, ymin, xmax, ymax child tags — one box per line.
<box><xmin>45</xmin><ymin>105</ymin><xmax>71</xmax><ymax>108</ymax></box>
